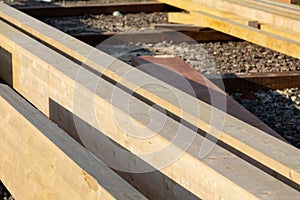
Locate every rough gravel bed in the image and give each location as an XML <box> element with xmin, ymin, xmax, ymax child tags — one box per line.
<box><xmin>231</xmin><ymin>88</ymin><xmax>300</xmax><ymax>148</ymax></box>
<box><xmin>41</xmin><ymin>12</ymin><xmax>168</xmax><ymax>33</ymax></box>
<box><xmin>142</xmin><ymin>41</ymin><xmax>300</xmax><ymax>74</ymax></box>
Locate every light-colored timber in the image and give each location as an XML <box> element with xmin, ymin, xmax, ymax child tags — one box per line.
<box><xmin>158</xmin><ymin>0</ymin><xmax>300</xmax><ymax>32</ymax></box>
<box><xmin>260</xmin><ymin>24</ymin><xmax>300</xmax><ymax>42</ymax></box>
<box><xmin>0</xmin><ymin>85</ymin><xmax>146</xmax><ymax>200</ymax></box>
<box><xmin>168</xmin><ymin>11</ymin><xmax>300</xmax><ymax>59</ymax></box>
<box><xmin>1</xmin><ymin>18</ymin><xmax>300</xmax><ymax>200</ymax></box>
<box><xmin>1</xmin><ymin>3</ymin><xmax>300</xmax><ymax>186</ymax></box>
<box><xmin>160</xmin><ymin>0</ymin><xmax>300</xmax><ymax>45</ymax></box>
<box><xmin>234</xmin><ymin>0</ymin><xmax>300</xmax><ymax>15</ymax></box>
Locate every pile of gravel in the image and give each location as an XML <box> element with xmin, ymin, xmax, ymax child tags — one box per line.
<box><xmin>202</xmin><ymin>41</ymin><xmax>300</xmax><ymax>73</ymax></box>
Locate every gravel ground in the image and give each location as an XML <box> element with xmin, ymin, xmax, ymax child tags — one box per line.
<box><xmin>201</xmin><ymin>41</ymin><xmax>300</xmax><ymax>73</ymax></box>
<box><xmin>97</xmin><ymin>41</ymin><xmax>300</xmax><ymax>75</ymax></box>
<box><xmin>231</xmin><ymin>88</ymin><xmax>300</xmax><ymax>148</ymax></box>
<box><xmin>41</xmin><ymin>12</ymin><xmax>168</xmax><ymax>33</ymax></box>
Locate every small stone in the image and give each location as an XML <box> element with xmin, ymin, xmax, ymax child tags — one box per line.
<box><xmin>112</xmin><ymin>11</ymin><xmax>122</xmax><ymax>17</ymax></box>
<box><xmin>291</xmin><ymin>95</ymin><xmax>297</xmax><ymax>101</ymax></box>
<box><xmin>249</xmin><ymin>68</ymin><xmax>258</xmax><ymax>73</ymax></box>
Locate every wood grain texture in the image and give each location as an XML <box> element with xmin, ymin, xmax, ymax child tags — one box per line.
<box><xmin>260</xmin><ymin>24</ymin><xmax>300</xmax><ymax>42</ymax></box>
<box><xmin>159</xmin><ymin>0</ymin><xmax>300</xmax><ymax>32</ymax></box>
<box><xmin>1</xmin><ymin>16</ymin><xmax>300</xmax><ymax>200</ymax></box>
<box><xmin>0</xmin><ymin>85</ymin><xmax>146</xmax><ymax>200</ymax></box>
<box><xmin>1</xmin><ymin>3</ymin><xmax>300</xmax><ymax>187</ymax></box>
<box><xmin>161</xmin><ymin>0</ymin><xmax>300</xmax><ymax>52</ymax></box>
<box><xmin>168</xmin><ymin>11</ymin><xmax>300</xmax><ymax>60</ymax></box>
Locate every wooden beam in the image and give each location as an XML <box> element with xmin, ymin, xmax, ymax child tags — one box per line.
<box><xmin>159</xmin><ymin>0</ymin><xmax>300</xmax><ymax>42</ymax></box>
<box><xmin>0</xmin><ymin>85</ymin><xmax>146</xmax><ymax>200</ymax></box>
<box><xmin>1</xmin><ymin>19</ymin><xmax>300</xmax><ymax>199</ymax></box>
<box><xmin>234</xmin><ymin>0</ymin><xmax>300</xmax><ymax>14</ymax></box>
<box><xmin>260</xmin><ymin>24</ymin><xmax>300</xmax><ymax>42</ymax></box>
<box><xmin>158</xmin><ymin>0</ymin><xmax>300</xmax><ymax>32</ymax></box>
<box><xmin>168</xmin><ymin>12</ymin><xmax>300</xmax><ymax>59</ymax></box>
<box><xmin>1</xmin><ymin>3</ymin><xmax>300</xmax><ymax>187</ymax></box>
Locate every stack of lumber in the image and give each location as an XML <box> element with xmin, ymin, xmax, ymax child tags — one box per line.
<box><xmin>0</xmin><ymin>85</ymin><xmax>146</xmax><ymax>199</ymax></box>
<box><xmin>0</xmin><ymin>2</ymin><xmax>300</xmax><ymax>199</ymax></box>
<box><xmin>159</xmin><ymin>0</ymin><xmax>300</xmax><ymax>59</ymax></box>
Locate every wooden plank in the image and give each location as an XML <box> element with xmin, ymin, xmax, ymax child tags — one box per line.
<box><xmin>234</xmin><ymin>0</ymin><xmax>300</xmax><ymax>15</ymax></box>
<box><xmin>0</xmin><ymin>20</ymin><xmax>198</xmax><ymax>200</ymax></box>
<box><xmin>164</xmin><ymin>2</ymin><xmax>300</xmax><ymax>46</ymax></box>
<box><xmin>1</xmin><ymin>3</ymin><xmax>300</xmax><ymax>187</ymax></box>
<box><xmin>260</xmin><ymin>24</ymin><xmax>300</xmax><ymax>42</ymax></box>
<box><xmin>1</xmin><ymin>20</ymin><xmax>300</xmax><ymax>200</ymax></box>
<box><xmin>168</xmin><ymin>12</ymin><xmax>300</xmax><ymax>59</ymax></box>
<box><xmin>0</xmin><ymin>85</ymin><xmax>146</xmax><ymax>200</ymax></box>
<box><xmin>158</xmin><ymin>0</ymin><xmax>300</xmax><ymax>32</ymax></box>
<box><xmin>131</xmin><ymin>55</ymin><xmax>286</xmax><ymax>142</ymax></box>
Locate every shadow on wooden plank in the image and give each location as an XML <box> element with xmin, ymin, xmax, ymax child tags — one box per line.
<box><xmin>49</xmin><ymin>98</ymin><xmax>200</xmax><ymax>200</ymax></box>
<box><xmin>0</xmin><ymin>47</ymin><xmax>12</xmax><ymax>86</ymax></box>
